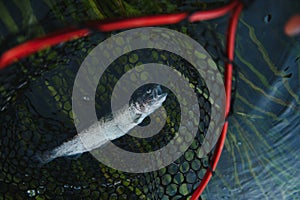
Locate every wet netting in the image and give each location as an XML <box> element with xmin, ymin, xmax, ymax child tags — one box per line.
<box><xmin>0</xmin><ymin>1</ymin><xmax>243</xmax><ymax>199</ymax></box>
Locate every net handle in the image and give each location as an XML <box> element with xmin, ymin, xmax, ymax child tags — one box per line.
<box><xmin>0</xmin><ymin>0</ymin><xmax>244</xmax><ymax>199</ymax></box>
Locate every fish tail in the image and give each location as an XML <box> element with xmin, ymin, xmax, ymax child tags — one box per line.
<box><xmin>33</xmin><ymin>150</ymin><xmax>55</xmax><ymax>167</ymax></box>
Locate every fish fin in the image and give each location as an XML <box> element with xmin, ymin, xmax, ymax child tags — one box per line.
<box><xmin>133</xmin><ymin>113</ymin><xmax>143</xmax><ymax>124</ymax></box>
<box><xmin>33</xmin><ymin>150</ymin><xmax>55</xmax><ymax>167</ymax></box>
<box><xmin>66</xmin><ymin>153</ymin><xmax>82</xmax><ymax>160</ymax></box>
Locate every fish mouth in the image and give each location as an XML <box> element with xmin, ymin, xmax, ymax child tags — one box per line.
<box><xmin>155</xmin><ymin>92</ymin><xmax>167</xmax><ymax>102</ymax></box>
<box><xmin>151</xmin><ymin>85</ymin><xmax>167</xmax><ymax>103</ymax></box>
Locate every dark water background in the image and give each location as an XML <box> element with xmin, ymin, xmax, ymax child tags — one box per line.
<box><xmin>203</xmin><ymin>1</ymin><xmax>300</xmax><ymax>199</ymax></box>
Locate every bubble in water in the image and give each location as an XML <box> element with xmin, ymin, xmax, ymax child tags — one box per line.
<box><xmin>74</xmin><ymin>185</ymin><xmax>82</xmax><ymax>190</ymax></box>
<box><xmin>27</xmin><ymin>189</ymin><xmax>36</xmax><ymax>197</ymax></box>
<box><xmin>37</xmin><ymin>186</ymin><xmax>46</xmax><ymax>194</ymax></box>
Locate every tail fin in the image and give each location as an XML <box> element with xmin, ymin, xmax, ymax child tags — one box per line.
<box><xmin>33</xmin><ymin>150</ymin><xmax>55</xmax><ymax>167</ymax></box>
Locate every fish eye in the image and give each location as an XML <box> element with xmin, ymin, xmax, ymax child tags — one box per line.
<box><xmin>146</xmin><ymin>89</ymin><xmax>152</xmax><ymax>94</ymax></box>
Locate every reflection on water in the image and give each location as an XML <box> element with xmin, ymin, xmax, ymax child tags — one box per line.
<box><xmin>203</xmin><ymin>0</ymin><xmax>300</xmax><ymax>198</ymax></box>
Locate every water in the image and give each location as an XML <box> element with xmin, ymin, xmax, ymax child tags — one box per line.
<box><xmin>202</xmin><ymin>0</ymin><xmax>300</xmax><ymax>199</ymax></box>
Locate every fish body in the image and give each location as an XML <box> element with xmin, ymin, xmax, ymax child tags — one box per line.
<box><xmin>36</xmin><ymin>84</ymin><xmax>167</xmax><ymax>164</ymax></box>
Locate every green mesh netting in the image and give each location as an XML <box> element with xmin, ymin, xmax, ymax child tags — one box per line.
<box><xmin>0</xmin><ymin>22</ymin><xmax>226</xmax><ymax>199</ymax></box>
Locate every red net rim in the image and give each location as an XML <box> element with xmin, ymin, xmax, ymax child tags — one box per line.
<box><xmin>0</xmin><ymin>0</ymin><xmax>244</xmax><ymax>199</ymax></box>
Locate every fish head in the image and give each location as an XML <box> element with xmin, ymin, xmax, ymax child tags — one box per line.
<box><xmin>130</xmin><ymin>84</ymin><xmax>167</xmax><ymax>117</ymax></box>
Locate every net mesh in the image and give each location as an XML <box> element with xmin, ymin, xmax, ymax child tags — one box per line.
<box><xmin>0</xmin><ymin>21</ymin><xmax>226</xmax><ymax>199</ymax></box>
